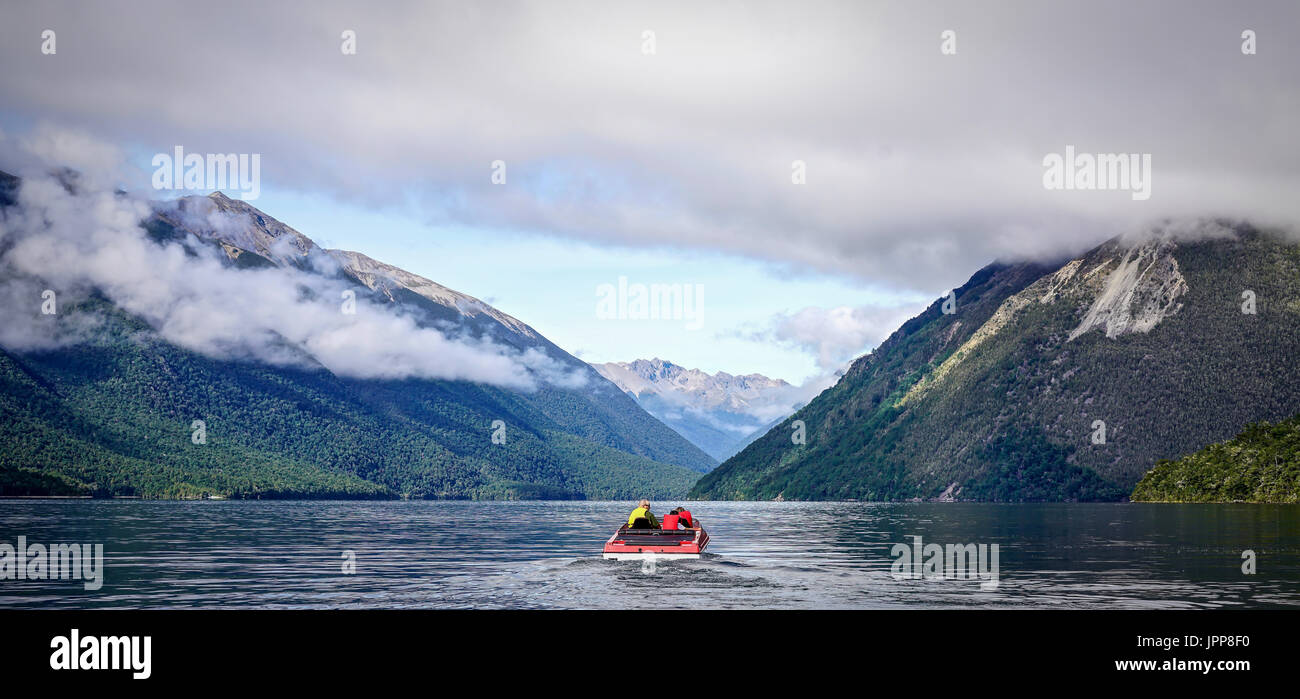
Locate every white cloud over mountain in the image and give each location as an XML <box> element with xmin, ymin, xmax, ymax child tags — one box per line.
<box><xmin>2</xmin><ymin>1</ymin><xmax>1297</xmax><ymax>293</ymax></box>
<box><xmin>761</xmin><ymin>303</ymin><xmax>926</xmax><ymax>372</ymax></box>
<box><xmin>0</xmin><ymin>130</ymin><xmax>575</xmax><ymax>390</ymax></box>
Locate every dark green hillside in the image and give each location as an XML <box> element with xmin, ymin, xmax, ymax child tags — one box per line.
<box><xmin>692</xmin><ymin>259</ymin><xmax>1059</xmax><ymax>500</ymax></box>
<box><xmin>0</xmin><ymin>173</ymin><xmax>706</xmax><ymax>499</ymax></box>
<box><xmin>694</xmin><ymin>224</ymin><xmax>1300</xmax><ymax>501</ymax></box>
<box><xmin>0</xmin><ymin>299</ymin><xmax>699</xmax><ymax>499</ymax></box>
<box><xmin>1132</xmin><ymin>415</ymin><xmax>1300</xmax><ymax>503</ymax></box>
<box><xmin>142</xmin><ymin>203</ymin><xmax>716</xmax><ymax>476</ymax></box>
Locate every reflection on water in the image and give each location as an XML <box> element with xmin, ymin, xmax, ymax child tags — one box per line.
<box><xmin>0</xmin><ymin>500</ymin><xmax>1296</xmax><ymax>609</ymax></box>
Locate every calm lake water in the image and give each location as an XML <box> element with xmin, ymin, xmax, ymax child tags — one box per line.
<box><xmin>1</xmin><ymin>500</ymin><xmax>1297</xmax><ymax>609</ymax></box>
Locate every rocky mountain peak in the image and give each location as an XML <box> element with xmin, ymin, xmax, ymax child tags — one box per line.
<box><xmin>591</xmin><ymin>358</ymin><xmax>804</xmax><ymax>461</ymax></box>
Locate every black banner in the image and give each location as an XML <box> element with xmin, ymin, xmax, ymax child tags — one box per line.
<box><xmin>0</xmin><ymin>610</ymin><xmax>1288</xmax><ymax>688</ymax></box>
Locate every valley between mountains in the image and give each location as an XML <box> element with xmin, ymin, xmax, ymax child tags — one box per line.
<box><xmin>2</xmin><ymin>170</ymin><xmax>1297</xmax><ymax>502</ymax></box>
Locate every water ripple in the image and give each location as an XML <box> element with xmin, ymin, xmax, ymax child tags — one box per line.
<box><xmin>0</xmin><ymin>500</ymin><xmax>1296</xmax><ymax>609</ymax></box>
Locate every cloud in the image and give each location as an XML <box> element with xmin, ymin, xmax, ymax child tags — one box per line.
<box><xmin>717</xmin><ymin>301</ymin><xmax>928</xmax><ymax>412</ymax></box>
<box><xmin>756</xmin><ymin>303</ymin><xmax>925</xmax><ymax>373</ymax></box>
<box><xmin>1</xmin><ymin>1</ymin><xmax>1297</xmax><ymax>292</ymax></box>
<box><xmin>0</xmin><ymin>131</ymin><xmax>579</xmax><ymax>391</ymax></box>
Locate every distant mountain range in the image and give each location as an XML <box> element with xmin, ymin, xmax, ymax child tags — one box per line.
<box><xmin>0</xmin><ymin>174</ymin><xmax>714</xmax><ymax>499</ymax></box>
<box><xmin>693</xmin><ymin>222</ymin><xmax>1300</xmax><ymax>501</ymax></box>
<box><xmin>592</xmin><ymin>358</ymin><xmax>805</xmax><ymax>461</ymax></box>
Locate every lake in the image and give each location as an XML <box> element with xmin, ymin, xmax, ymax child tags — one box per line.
<box><xmin>1</xmin><ymin>500</ymin><xmax>1297</xmax><ymax>609</ymax></box>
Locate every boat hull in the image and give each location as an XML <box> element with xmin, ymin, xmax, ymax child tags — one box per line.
<box><xmin>602</xmin><ymin>552</ymin><xmax>700</xmax><ymax>561</ymax></box>
<box><xmin>602</xmin><ymin>523</ymin><xmax>709</xmax><ymax>560</ymax></box>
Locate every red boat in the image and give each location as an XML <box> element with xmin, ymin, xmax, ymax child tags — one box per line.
<box><xmin>602</xmin><ymin>521</ymin><xmax>709</xmax><ymax>560</ymax></box>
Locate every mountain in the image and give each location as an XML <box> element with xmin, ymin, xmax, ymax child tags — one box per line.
<box><xmin>1131</xmin><ymin>414</ymin><xmax>1300</xmax><ymax>503</ymax></box>
<box><xmin>593</xmin><ymin>358</ymin><xmax>804</xmax><ymax>462</ymax></box>
<box><xmin>692</xmin><ymin>222</ymin><xmax>1300</xmax><ymax>501</ymax></box>
<box><xmin>169</xmin><ymin>193</ymin><xmax>550</xmax><ymax>352</ymax></box>
<box><xmin>0</xmin><ymin>176</ymin><xmax>714</xmax><ymax>499</ymax></box>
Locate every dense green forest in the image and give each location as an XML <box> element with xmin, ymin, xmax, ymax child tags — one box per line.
<box><xmin>1131</xmin><ymin>415</ymin><xmax>1300</xmax><ymax>503</ymax></box>
<box><xmin>694</xmin><ymin>225</ymin><xmax>1300</xmax><ymax>501</ymax></box>
<box><xmin>0</xmin><ymin>298</ymin><xmax>701</xmax><ymax>500</ymax></box>
<box><xmin>0</xmin><ymin>179</ymin><xmax>707</xmax><ymax>500</ymax></box>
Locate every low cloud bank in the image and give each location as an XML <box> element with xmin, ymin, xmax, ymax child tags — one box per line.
<box><xmin>0</xmin><ymin>134</ymin><xmax>573</xmax><ymax>391</ymax></box>
<box><xmin>739</xmin><ymin>302</ymin><xmax>926</xmax><ymax>382</ymax></box>
<box><xmin>5</xmin><ymin>2</ymin><xmax>1299</xmax><ymax>292</ymax></box>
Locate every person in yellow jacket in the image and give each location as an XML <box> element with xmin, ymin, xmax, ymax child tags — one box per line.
<box><xmin>627</xmin><ymin>499</ymin><xmax>660</xmax><ymax>529</ymax></box>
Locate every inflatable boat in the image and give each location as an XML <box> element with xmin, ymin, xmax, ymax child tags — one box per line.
<box><xmin>602</xmin><ymin>522</ymin><xmax>709</xmax><ymax>560</ymax></box>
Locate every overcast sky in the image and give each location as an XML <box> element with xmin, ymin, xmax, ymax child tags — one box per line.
<box><xmin>1</xmin><ymin>0</ymin><xmax>1297</xmax><ymax>383</ymax></box>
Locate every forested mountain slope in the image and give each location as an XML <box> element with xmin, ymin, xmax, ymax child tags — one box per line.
<box><xmin>0</xmin><ymin>176</ymin><xmax>710</xmax><ymax>499</ymax></box>
<box><xmin>1132</xmin><ymin>414</ymin><xmax>1300</xmax><ymax>503</ymax></box>
<box><xmin>693</xmin><ymin>223</ymin><xmax>1300</xmax><ymax>501</ymax></box>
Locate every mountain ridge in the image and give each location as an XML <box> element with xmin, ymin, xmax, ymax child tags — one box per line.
<box><xmin>692</xmin><ymin>221</ymin><xmax>1300</xmax><ymax>501</ymax></box>
<box><xmin>593</xmin><ymin>357</ymin><xmax>805</xmax><ymax>461</ymax></box>
<box><xmin>0</xmin><ymin>174</ymin><xmax>714</xmax><ymax>499</ymax></box>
